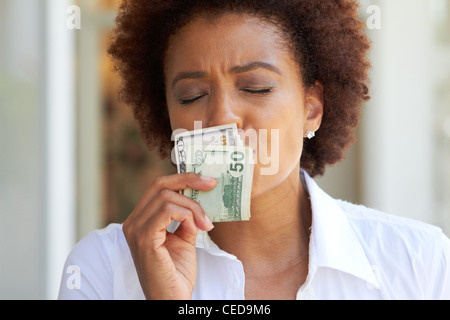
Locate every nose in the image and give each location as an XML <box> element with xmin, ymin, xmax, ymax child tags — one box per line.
<box><xmin>204</xmin><ymin>90</ymin><xmax>243</xmax><ymax>129</ymax></box>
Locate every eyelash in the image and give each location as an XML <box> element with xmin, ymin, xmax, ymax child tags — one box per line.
<box><xmin>179</xmin><ymin>87</ymin><xmax>273</xmax><ymax>105</ymax></box>
<box><xmin>180</xmin><ymin>94</ymin><xmax>207</xmax><ymax>105</ymax></box>
<box><xmin>242</xmin><ymin>88</ymin><xmax>273</xmax><ymax>95</ymax></box>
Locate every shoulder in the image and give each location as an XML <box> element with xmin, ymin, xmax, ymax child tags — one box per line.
<box><xmin>337</xmin><ymin>200</ymin><xmax>450</xmax><ymax>299</ymax></box>
<box><xmin>337</xmin><ymin>200</ymin><xmax>449</xmax><ymax>251</ymax></box>
<box><xmin>337</xmin><ymin>200</ymin><xmax>446</xmax><ymax>243</ymax></box>
<box><xmin>68</xmin><ymin>223</ymin><xmax>127</xmax><ymax>268</ymax></box>
<box><xmin>58</xmin><ymin>224</ymin><xmax>129</xmax><ymax>300</ymax></box>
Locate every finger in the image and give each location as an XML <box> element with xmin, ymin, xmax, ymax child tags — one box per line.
<box><xmin>161</xmin><ymin>189</ymin><xmax>214</xmax><ymax>231</ymax></box>
<box><xmin>126</xmin><ymin>173</ymin><xmax>216</xmax><ymax>237</ymax></box>
<box><xmin>149</xmin><ymin>202</ymin><xmax>198</xmax><ymax>245</ymax></box>
<box><xmin>173</xmin><ymin>217</ymin><xmax>199</xmax><ymax>245</ymax></box>
<box><xmin>153</xmin><ymin>172</ymin><xmax>217</xmax><ymax>193</ymax></box>
<box><xmin>133</xmin><ymin>173</ymin><xmax>216</xmax><ymax>214</ymax></box>
<box><xmin>137</xmin><ymin>189</ymin><xmax>212</xmax><ymax>232</ymax></box>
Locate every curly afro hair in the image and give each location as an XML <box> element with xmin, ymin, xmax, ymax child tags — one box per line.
<box><xmin>108</xmin><ymin>0</ymin><xmax>371</xmax><ymax>177</ymax></box>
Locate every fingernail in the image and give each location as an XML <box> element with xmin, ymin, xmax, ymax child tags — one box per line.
<box><xmin>205</xmin><ymin>215</ymin><xmax>214</xmax><ymax>230</ymax></box>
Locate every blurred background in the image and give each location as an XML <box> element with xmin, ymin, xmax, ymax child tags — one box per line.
<box><xmin>0</xmin><ymin>0</ymin><xmax>449</xmax><ymax>299</ymax></box>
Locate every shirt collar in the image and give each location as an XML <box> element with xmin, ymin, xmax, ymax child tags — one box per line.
<box><xmin>196</xmin><ymin>228</ymin><xmax>239</xmax><ymax>260</ymax></box>
<box><xmin>196</xmin><ymin>170</ymin><xmax>379</xmax><ymax>288</ymax></box>
<box><xmin>303</xmin><ymin>170</ymin><xmax>379</xmax><ymax>288</ymax></box>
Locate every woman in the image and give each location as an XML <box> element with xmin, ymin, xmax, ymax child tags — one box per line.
<box><xmin>59</xmin><ymin>0</ymin><xmax>450</xmax><ymax>299</ymax></box>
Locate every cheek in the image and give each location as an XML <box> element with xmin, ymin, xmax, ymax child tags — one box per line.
<box><xmin>280</xmin><ymin>111</ymin><xmax>305</xmax><ymax>159</ymax></box>
<box><xmin>167</xmin><ymin>105</ymin><xmax>199</xmax><ymax>132</ymax></box>
<box><xmin>261</xmin><ymin>92</ymin><xmax>305</xmax><ymax>165</ymax></box>
<box><xmin>250</xmin><ymin>104</ymin><xmax>305</xmax><ymax>196</ymax></box>
<box><xmin>167</xmin><ymin>105</ymin><xmax>180</xmax><ymax>130</ymax></box>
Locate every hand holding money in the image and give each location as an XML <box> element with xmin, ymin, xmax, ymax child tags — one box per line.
<box><xmin>174</xmin><ymin>124</ymin><xmax>254</xmax><ymax>222</ymax></box>
<box><xmin>122</xmin><ymin>173</ymin><xmax>216</xmax><ymax>299</ymax></box>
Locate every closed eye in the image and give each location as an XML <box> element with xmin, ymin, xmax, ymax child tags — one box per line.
<box><xmin>241</xmin><ymin>87</ymin><xmax>273</xmax><ymax>95</ymax></box>
<box><xmin>179</xmin><ymin>93</ymin><xmax>207</xmax><ymax>105</ymax></box>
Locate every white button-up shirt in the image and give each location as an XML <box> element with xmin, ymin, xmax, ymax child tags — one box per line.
<box><xmin>59</xmin><ymin>172</ymin><xmax>450</xmax><ymax>299</ymax></box>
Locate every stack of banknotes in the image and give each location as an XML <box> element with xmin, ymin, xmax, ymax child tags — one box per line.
<box><xmin>174</xmin><ymin>124</ymin><xmax>254</xmax><ymax>222</ymax></box>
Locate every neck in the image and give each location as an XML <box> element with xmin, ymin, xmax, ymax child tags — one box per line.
<box><xmin>208</xmin><ymin>166</ymin><xmax>312</xmax><ymax>275</ymax></box>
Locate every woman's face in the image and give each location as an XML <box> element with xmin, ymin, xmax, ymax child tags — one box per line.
<box><xmin>164</xmin><ymin>13</ymin><xmax>322</xmax><ymax>198</ymax></box>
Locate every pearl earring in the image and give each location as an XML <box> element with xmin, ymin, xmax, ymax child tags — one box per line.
<box><xmin>305</xmin><ymin>130</ymin><xmax>315</xmax><ymax>139</ymax></box>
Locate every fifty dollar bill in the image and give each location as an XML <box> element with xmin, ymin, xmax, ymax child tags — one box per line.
<box><xmin>184</xmin><ymin>144</ymin><xmax>254</xmax><ymax>222</ymax></box>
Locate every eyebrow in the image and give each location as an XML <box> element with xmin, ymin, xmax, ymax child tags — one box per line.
<box><xmin>171</xmin><ymin>71</ymin><xmax>208</xmax><ymax>89</ymax></box>
<box><xmin>170</xmin><ymin>61</ymin><xmax>282</xmax><ymax>89</ymax></box>
<box><xmin>230</xmin><ymin>61</ymin><xmax>282</xmax><ymax>76</ymax></box>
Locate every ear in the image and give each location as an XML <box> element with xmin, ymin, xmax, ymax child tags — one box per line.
<box><xmin>304</xmin><ymin>81</ymin><xmax>323</xmax><ymax>134</ymax></box>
